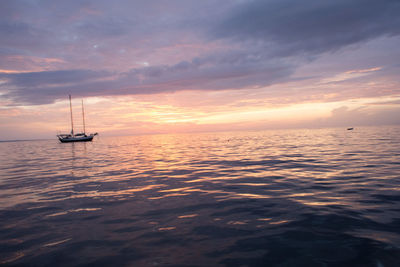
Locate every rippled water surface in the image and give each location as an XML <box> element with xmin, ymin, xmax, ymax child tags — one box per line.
<box><xmin>1</xmin><ymin>127</ymin><xmax>400</xmax><ymax>266</ymax></box>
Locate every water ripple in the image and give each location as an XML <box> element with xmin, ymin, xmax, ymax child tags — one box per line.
<box><xmin>1</xmin><ymin>127</ymin><xmax>400</xmax><ymax>265</ymax></box>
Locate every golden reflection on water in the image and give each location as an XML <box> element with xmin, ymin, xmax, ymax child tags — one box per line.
<box><xmin>269</xmin><ymin>220</ymin><xmax>291</xmax><ymax>225</ymax></box>
<box><xmin>236</xmin><ymin>183</ymin><xmax>271</xmax><ymax>187</ymax></box>
<box><xmin>43</xmin><ymin>238</ymin><xmax>72</xmax><ymax>248</ymax></box>
<box><xmin>41</xmin><ymin>184</ymin><xmax>167</xmax><ymax>202</ymax></box>
<box><xmin>1</xmin><ymin>128</ymin><xmax>399</xmax><ymax>212</ymax></box>
<box><xmin>178</xmin><ymin>214</ymin><xmax>198</xmax><ymax>219</ymax></box>
<box><xmin>299</xmin><ymin>201</ymin><xmax>345</xmax><ymax>206</ymax></box>
<box><xmin>149</xmin><ymin>193</ymin><xmax>189</xmax><ymax>200</ymax></box>
<box><xmin>1</xmin><ymin>127</ymin><xmax>400</xmax><ymax>266</ymax></box>
<box><xmin>227</xmin><ymin>220</ymin><xmax>249</xmax><ymax>225</ymax></box>
<box><xmin>218</xmin><ymin>192</ymin><xmax>271</xmax><ymax>200</ymax></box>
<box><xmin>0</xmin><ymin>252</ymin><xmax>25</xmax><ymax>265</ymax></box>
<box><xmin>159</xmin><ymin>186</ymin><xmax>194</xmax><ymax>193</ymax></box>
<box><xmin>46</xmin><ymin>208</ymin><xmax>102</xmax><ymax>217</ymax></box>
<box><xmin>257</xmin><ymin>218</ymin><xmax>272</xmax><ymax>221</ymax></box>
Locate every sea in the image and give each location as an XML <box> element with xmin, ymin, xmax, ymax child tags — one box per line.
<box><xmin>0</xmin><ymin>127</ymin><xmax>400</xmax><ymax>266</ymax></box>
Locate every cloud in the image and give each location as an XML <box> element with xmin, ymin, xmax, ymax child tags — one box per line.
<box><xmin>214</xmin><ymin>0</ymin><xmax>400</xmax><ymax>55</ymax></box>
<box><xmin>76</xmin><ymin>18</ymin><xmax>130</xmax><ymax>39</ymax></box>
<box><xmin>1</xmin><ymin>0</ymin><xmax>400</xmax><ymax>106</ymax></box>
<box><xmin>0</xmin><ymin>21</ymin><xmax>49</xmax><ymax>50</ymax></box>
<box><xmin>0</xmin><ymin>69</ymin><xmax>108</xmax><ymax>87</ymax></box>
<box><xmin>367</xmin><ymin>99</ymin><xmax>400</xmax><ymax>106</ymax></box>
<box><xmin>1</xmin><ymin>52</ymin><xmax>294</xmax><ymax>105</ymax></box>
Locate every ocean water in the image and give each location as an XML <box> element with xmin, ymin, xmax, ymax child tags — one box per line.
<box><xmin>1</xmin><ymin>127</ymin><xmax>400</xmax><ymax>266</ymax></box>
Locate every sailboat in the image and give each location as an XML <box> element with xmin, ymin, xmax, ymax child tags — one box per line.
<box><xmin>57</xmin><ymin>95</ymin><xmax>98</xmax><ymax>143</ymax></box>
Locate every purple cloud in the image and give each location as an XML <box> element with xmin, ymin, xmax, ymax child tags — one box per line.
<box><xmin>213</xmin><ymin>0</ymin><xmax>400</xmax><ymax>55</ymax></box>
<box><xmin>1</xmin><ymin>0</ymin><xmax>400</xmax><ymax>105</ymax></box>
<box><xmin>1</xmin><ymin>52</ymin><xmax>294</xmax><ymax>104</ymax></box>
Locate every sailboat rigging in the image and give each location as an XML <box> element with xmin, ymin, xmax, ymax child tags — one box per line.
<box><xmin>57</xmin><ymin>95</ymin><xmax>98</xmax><ymax>143</ymax></box>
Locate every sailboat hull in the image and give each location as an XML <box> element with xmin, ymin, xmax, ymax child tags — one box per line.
<box><xmin>58</xmin><ymin>135</ymin><xmax>94</xmax><ymax>143</ymax></box>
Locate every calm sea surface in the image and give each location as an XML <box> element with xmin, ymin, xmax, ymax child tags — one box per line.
<box><xmin>1</xmin><ymin>127</ymin><xmax>400</xmax><ymax>266</ymax></box>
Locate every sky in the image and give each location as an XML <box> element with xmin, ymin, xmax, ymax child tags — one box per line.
<box><xmin>1</xmin><ymin>0</ymin><xmax>400</xmax><ymax>140</ymax></box>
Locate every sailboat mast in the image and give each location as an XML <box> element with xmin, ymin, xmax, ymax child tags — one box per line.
<box><xmin>82</xmin><ymin>99</ymin><xmax>86</xmax><ymax>134</ymax></box>
<box><xmin>69</xmin><ymin>95</ymin><xmax>74</xmax><ymax>136</ymax></box>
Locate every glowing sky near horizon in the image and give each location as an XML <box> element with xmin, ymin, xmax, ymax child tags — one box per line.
<box><xmin>0</xmin><ymin>0</ymin><xmax>400</xmax><ymax>139</ymax></box>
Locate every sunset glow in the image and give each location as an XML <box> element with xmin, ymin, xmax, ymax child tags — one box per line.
<box><xmin>1</xmin><ymin>0</ymin><xmax>400</xmax><ymax>140</ymax></box>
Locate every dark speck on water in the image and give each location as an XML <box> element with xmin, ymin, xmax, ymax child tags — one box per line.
<box><xmin>1</xmin><ymin>127</ymin><xmax>400</xmax><ymax>266</ymax></box>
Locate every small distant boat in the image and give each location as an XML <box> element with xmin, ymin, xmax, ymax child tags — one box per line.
<box><xmin>57</xmin><ymin>95</ymin><xmax>98</xmax><ymax>143</ymax></box>
<box><xmin>347</xmin><ymin>127</ymin><xmax>354</xmax><ymax>130</ymax></box>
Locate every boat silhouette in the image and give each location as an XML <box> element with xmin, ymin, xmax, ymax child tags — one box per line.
<box><xmin>57</xmin><ymin>95</ymin><xmax>97</xmax><ymax>143</ymax></box>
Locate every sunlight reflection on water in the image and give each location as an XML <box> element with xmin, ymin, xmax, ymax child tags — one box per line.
<box><xmin>1</xmin><ymin>127</ymin><xmax>400</xmax><ymax>266</ymax></box>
